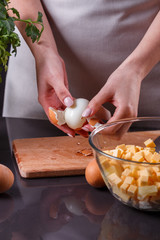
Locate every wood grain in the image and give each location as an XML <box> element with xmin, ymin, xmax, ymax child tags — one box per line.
<box><xmin>13</xmin><ymin>135</ymin><xmax>94</xmax><ymax>178</ymax></box>
<box><xmin>12</xmin><ymin>130</ymin><xmax>160</xmax><ymax>179</ymax></box>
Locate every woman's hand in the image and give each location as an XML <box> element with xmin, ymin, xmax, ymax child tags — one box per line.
<box><xmin>82</xmin><ymin>61</ymin><xmax>142</xmax><ymax>123</ymax></box>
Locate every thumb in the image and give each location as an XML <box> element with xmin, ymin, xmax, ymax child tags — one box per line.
<box><xmin>82</xmin><ymin>87</ymin><xmax>112</xmax><ymax>118</ymax></box>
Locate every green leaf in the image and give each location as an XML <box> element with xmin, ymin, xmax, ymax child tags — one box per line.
<box><xmin>0</xmin><ymin>0</ymin><xmax>8</xmax><ymax>7</ymax></box>
<box><xmin>0</xmin><ymin>3</ymin><xmax>7</xmax><ymax>19</ymax></box>
<box><xmin>11</xmin><ymin>7</ymin><xmax>20</xmax><ymax>19</ymax></box>
<box><xmin>0</xmin><ymin>17</ymin><xmax>15</xmax><ymax>34</ymax></box>
<box><xmin>25</xmin><ymin>23</ymin><xmax>40</xmax><ymax>43</ymax></box>
<box><xmin>37</xmin><ymin>11</ymin><xmax>43</xmax><ymax>23</ymax></box>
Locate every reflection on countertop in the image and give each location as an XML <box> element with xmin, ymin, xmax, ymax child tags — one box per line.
<box><xmin>1</xmin><ymin>117</ymin><xmax>160</xmax><ymax>240</ymax></box>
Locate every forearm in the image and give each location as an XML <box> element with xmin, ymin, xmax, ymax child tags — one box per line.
<box><xmin>9</xmin><ymin>0</ymin><xmax>58</xmax><ymax>60</ymax></box>
<box><xmin>121</xmin><ymin>10</ymin><xmax>160</xmax><ymax>80</ymax></box>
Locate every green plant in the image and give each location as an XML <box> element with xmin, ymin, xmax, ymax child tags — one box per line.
<box><xmin>0</xmin><ymin>0</ymin><xmax>44</xmax><ymax>82</ymax></box>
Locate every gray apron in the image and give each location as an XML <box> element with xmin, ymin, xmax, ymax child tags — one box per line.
<box><xmin>3</xmin><ymin>0</ymin><xmax>160</xmax><ymax>119</ymax></box>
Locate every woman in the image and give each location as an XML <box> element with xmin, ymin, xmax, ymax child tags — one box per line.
<box><xmin>3</xmin><ymin>0</ymin><xmax>160</xmax><ymax>137</ymax></box>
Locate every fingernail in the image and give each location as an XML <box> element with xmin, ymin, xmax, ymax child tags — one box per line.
<box><xmin>81</xmin><ymin>126</ymin><xmax>89</xmax><ymax>131</ymax></box>
<box><xmin>64</xmin><ymin>97</ymin><xmax>74</xmax><ymax>107</ymax></box>
<box><xmin>82</xmin><ymin>108</ymin><xmax>92</xmax><ymax>117</ymax></box>
<box><xmin>67</xmin><ymin>133</ymin><xmax>73</xmax><ymax>137</ymax></box>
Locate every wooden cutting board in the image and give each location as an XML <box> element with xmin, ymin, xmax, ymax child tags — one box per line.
<box><xmin>12</xmin><ymin>135</ymin><xmax>94</xmax><ymax>178</ymax></box>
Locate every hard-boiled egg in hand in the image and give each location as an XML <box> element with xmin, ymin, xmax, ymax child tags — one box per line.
<box><xmin>49</xmin><ymin>98</ymin><xmax>110</xmax><ymax>132</ymax></box>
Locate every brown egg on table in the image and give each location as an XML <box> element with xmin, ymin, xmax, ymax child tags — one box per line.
<box><xmin>85</xmin><ymin>159</ymin><xmax>106</xmax><ymax>188</ymax></box>
<box><xmin>0</xmin><ymin>164</ymin><xmax>14</xmax><ymax>193</ymax></box>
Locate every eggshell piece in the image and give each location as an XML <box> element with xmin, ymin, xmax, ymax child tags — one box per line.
<box><xmin>49</xmin><ymin>107</ymin><xmax>65</xmax><ymax>126</ymax></box>
<box><xmin>88</xmin><ymin>118</ymin><xmax>100</xmax><ymax>127</ymax></box>
<box><xmin>64</xmin><ymin>98</ymin><xmax>89</xmax><ymax>130</ymax></box>
<box><xmin>85</xmin><ymin>159</ymin><xmax>106</xmax><ymax>188</ymax></box>
<box><xmin>0</xmin><ymin>164</ymin><xmax>14</xmax><ymax>193</ymax></box>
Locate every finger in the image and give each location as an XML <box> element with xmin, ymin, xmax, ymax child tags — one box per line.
<box><xmin>82</xmin><ymin>88</ymin><xmax>112</xmax><ymax>118</ymax></box>
<box><xmin>75</xmin><ymin>129</ymin><xmax>89</xmax><ymax>138</ymax></box>
<box><xmin>104</xmin><ymin>105</ymin><xmax>137</xmax><ymax>137</ymax></box>
<box><xmin>81</xmin><ymin>124</ymin><xmax>94</xmax><ymax>132</ymax></box>
<box><xmin>94</xmin><ymin>106</ymin><xmax>111</xmax><ymax>121</ymax></box>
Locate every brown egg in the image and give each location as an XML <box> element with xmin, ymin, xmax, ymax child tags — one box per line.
<box><xmin>0</xmin><ymin>164</ymin><xmax>14</xmax><ymax>193</ymax></box>
<box><xmin>85</xmin><ymin>159</ymin><xmax>106</xmax><ymax>188</ymax></box>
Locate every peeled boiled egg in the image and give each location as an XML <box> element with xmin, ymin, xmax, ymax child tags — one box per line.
<box><xmin>85</xmin><ymin>159</ymin><xmax>106</xmax><ymax>188</ymax></box>
<box><xmin>64</xmin><ymin>98</ymin><xmax>89</xmax><ymax>129</ymax></box>
<box><xmin>49</xmin><ymin>98</ymin><xmax>89</xmax><ymax>130</ymax></box>
<box><xmin>0</xmin><ymin>164</ymin><xmax>14</xmax><ymax>193</ymax></box>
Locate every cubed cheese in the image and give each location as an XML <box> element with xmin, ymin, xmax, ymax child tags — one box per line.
<box><xmin>127</xmin><ymin>184</ymin><xmax>137</xmax><ymax>196</ymax></box>
<box><xmin>116</xmin><ymin>144</ymin><xmax>126</xmax><ymax>151</ymax></box>
<box><xmin>122</xmin><ymin>168</ymin><xmax>132</xmax><ymax>177</ymax></box>
<box><xmin>144</xmin><ymin>138</ymin><xmax>156</xmax><ymax>148</ymax></box>
<box><xmin>138</xmin><ymin>185</ymin><xmax>158</xmax><ymax>200</ymax></box>
<box><xmin>132</xmin><ymin>152</ymin><xmax>144</xmax><ymax>162</ymax></box>
<box><xmin>120</xmin><ymin>182</ymin><xmax>129</xmax><ymax>193</ymax></box>
<box><xmin>108</xmin><ymin>173</ymin><xmax>122</xmax><ymax>187</ymax></box>
<box><xmin>123</xmin><ymin>176</ymin><xmax>134</xmax><ymax>185</ymax></box>
<box><xmin>151</xmin><ymin>152</ymin><xmax>160</xmax><ymax>163</ymax></box>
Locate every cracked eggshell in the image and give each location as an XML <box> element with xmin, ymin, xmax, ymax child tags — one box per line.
<box><xmin>64</xmin><ymin>98</ymin><xmax>89</xmax><ymax>130</ymax></box>
<box><xmin>49</xmin><ymin>107</ymin><xmax>65</xmax><ymax>126</ymax></box>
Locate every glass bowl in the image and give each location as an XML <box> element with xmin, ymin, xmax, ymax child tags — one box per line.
<box><xmin>89</xmin><ymin>117</ymin><xmax>160</xmax><ymax>211</ymax></box>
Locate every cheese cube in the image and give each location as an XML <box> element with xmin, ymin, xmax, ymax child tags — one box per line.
<box><xmin>112</xmin><ymin>149</ymin><xmax>123</xmax><ymax>158</ymax></box>
<box><xmin>136</xmin><ymin>146</ymin><xmax>143</xmax><ymax>151</ymax></box>
<box><xmin>123</xmin><ymin>176</ymin><xmax>134</xmax><ymax>185</ymax></box>
<box><xmin>120</xmin><ymin>182</ymin><xmax>129</xmax><ymax>193</ymax></box>
<box><xmin>112</xmin><ymin>185</ymin><xmax>130</xmax><ymax>202</ymax></box>
<box><xmin>107</xmin><ymin>173</ymin><xmax>122</xmax><ymax>187</ymax></box>
<box><xmin>132</xmin><ymin>152</ymin><xmax>144</xmax><ymax>162</ymax></box>
<box><xmin>127</xmin><ymin>185</ymin><xmax>137</xmax><ymax>196</ymax></box>
<box><xmin>151</xmin><ymin>152</ymin><xmax>160</xmax><ymax>163</ymax></box>
<box><xmin>100</xmin><ymin>158</ymin><xmax>110</xmax><ymax>169</ymax></box>
<box><xmin>126</xmin><ymin>145</ymin><xmax>137</xmax><ymax>154</ymax></box>
<box><xmin>144</xmin><ymin>138</ymin><xmax>156</xmax><ymax>148</ymax></box>
<box><xmin>105</xmin><ymin>161</ymin><xmax>122</xmax><ymax>177</ymax></box>
<box><xmin>143</xmin><ymin>150</ymin><xmax>153</xmax><ymax>162</ymax></box>
<box><xmin>122</xmin><ymin>168</ymin><xmax>132</xmax><ymax>177</ymax></box>
<box><xmin>138</xmin><ymin>168</ymin><xmax>150</xmax><ymax>177</ymax></box>
<box><xmin>138</xmin><ymin>185</ymin><xmax>158</xmax><ymax>200</ymax></box>
<box><xmin>131</xmin><ymin>167</ymin><xmax>139</xmax><ymax>179</ymax></box>
<box><xmin>144</xmin><ymin>147</ymin><xmax>155</xmax><ymax>153</ymax></box>
<box><xmin>123</xmin><ymin>152</ymin><xmax>133</xmax><ymax>160</ymax></box>
<box><xmin>116</xmin><ymin>144</ymin><xmax>126</xmax><ymax>151</ymax></box>
<box><xmin>103</xmin><ymin>165</ymin><xmax>117</xmax><ymax>176</ymax></box>
<box><xmin>137</xmin><ymin>176</ymin><xmax>149</xmax><ymax>186</ymax></box>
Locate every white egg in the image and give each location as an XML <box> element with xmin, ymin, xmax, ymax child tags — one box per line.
<box><xmin>64</xmin><ymin>98</ymin><xmax>89</xmax><ymax>129</ymax></box>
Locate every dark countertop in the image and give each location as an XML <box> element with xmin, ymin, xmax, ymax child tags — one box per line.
<box><xmin>1</xmin><ymin>117</ymin><xmax>160</xmax><ymax>240</ymax></box>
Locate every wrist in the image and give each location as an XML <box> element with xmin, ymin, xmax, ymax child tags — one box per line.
<box><xmin>34</xmin><ymin>43</ymin><xmax>59</xmax><ymax>65</ymax></box>
<box><xmin>120</xmin><ymin>52</ymin><xmax>158</xmax><ymax>82</ymax></box>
